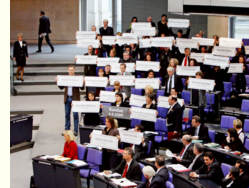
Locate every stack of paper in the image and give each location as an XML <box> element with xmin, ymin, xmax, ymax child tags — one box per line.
<box><xmin>66</xmin><ymin>160</ymin><xmax>88</xmax><ymax>167</ymax></box>
<box><xmin>98</xmin><ymin>172</ymin><xmax>121</xmax><ymax>178</ymax></box>
<box><xmin>111</xmin><ymin>178</ymin><xmax>137</xmax><ymax>187</ymax></box>
<box><xmin>166</xmin><ymin>164</ymin><xmax>190</xmax><ymax>172</ymax></box>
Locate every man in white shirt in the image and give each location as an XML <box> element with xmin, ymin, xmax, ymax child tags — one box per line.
<box><xmin>181</xmin><ymin>48</ymin><xmax>191</xmax><ymax>66</ymax></box>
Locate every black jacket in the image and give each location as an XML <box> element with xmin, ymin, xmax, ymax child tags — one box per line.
<box><xmin>133</xmin><ymin>135</ymin><xmax>149</xmax><ymax>160</ymax></box>
<box><xmin>186</xmin><ymin>124</ymin><xmax>210</xmax><ymax>143</ymax></box>
<box><xmin>164</xmin><ymin>74</ymin><xmax>183</xmax><ymax>96</ymax></box>
<box><xmin>99</xmin><ymin>26</ymin><xmax>114</xmax><ymax>36</ymax></box>
<box><xmin>157</xmin><ymin>21</ymin><xmax>172</xmax><ymax>36</ymax></box>
<box><xmin>112</xmin><ymin>159</ymin><xmax>142</xmax><ymax>181</ymax></box>
<box><xmin>141</xmin><ymin>103</ymin><xmax>157</xmax><ymax>132</ymax></box>
<box><xmin>150</xmin><ymin>167</ymin><xmax>169</xmax><ymax>188</ymax></box>
<box><xmin>166</xmin><ymin>102</ymin><xmax>183</xmax><ymax>133</ymax></box>
<box><xmin>13</xmin><ymin>41</ymin><xmax>28</xmax><ymax>66</ymax></box>
<box><xmin>189</xmin><ymin>153</ymin><xmax>204</xmax><ymax>171</ymax></box>
<box><xmin>179</xmin><ymin>143</ymin><xmax>195</xmax><ymax>167</ymax></box>
<box><xmin>39</xmin><ymin>15</ymin><xmax>51</xmax><ymax>34</ymax></box>
<box><xmin>196</xmin><ymin>161</ymin><xmax>224</xmax><ymax>185</ymax></box>
<box><xmin>179</xmin><ymin>55</ymin><xmax>191</xmax><ymax>66</ymax></box>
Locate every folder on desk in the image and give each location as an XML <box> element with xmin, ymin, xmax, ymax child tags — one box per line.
<box><xmin>66</xmin><ymin>160</ymin><xmax>88</xmax><ymax>167</ymax></box>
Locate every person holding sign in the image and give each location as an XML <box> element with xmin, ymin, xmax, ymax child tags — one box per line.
<box><xmin>84</xmin><ymin>45</ymin><xmax>96</xmax><ymax>76</ymax></box>
<box><xmin>99</xmin><ymin>19</ymin><xmax>114</xmax><ymax>36</ymax></box>
<box><xmin>82</xmin><ymin>91</ymin><xmax>100</xmax><ymax>126</ymax></box>
<box><xmin>62</xmin><ymin>130</ymin><xmax>78</xmax><ymax>160</ymax></box>
<box><xmin>235</xmin><ymin>55</ymin><xmax>247</xmax><ymax>95</ymax></box>
<box><xmin>104</xmin><ymin>147</ymin><xmax>142</xmax><ymax>182</ymax></box>
<box><xmin>180</xmin><ymin>48</ymin><xmax>191</xmax><ymax>66</ymax></box>
<box><xmin>164</xmin><ymin>67</ymin><xmax>183</xmax><ymax>96</ymax></box>
<box><xmin>119</xmin><ymin>51</ymin><xmax>135</xmax><ymax>63</ymax></box>
<box><xmin>141</xmin><ymin>94</ymin><xmax>157</xmax><ymax>131</ymax></box>
<box><xmin>117</xmin><ymin>63</ymin><xmax>132</xmax><ymax>98</ymax></box>
<box><xmin>157</xmin><ymin>14</ymin><xmax>172</xmax><ymax>37</ymax></box>
<box><xmin>58</xmin><ymin>65</ymin><xmax>83</xmax><ymax>136</ymax></box>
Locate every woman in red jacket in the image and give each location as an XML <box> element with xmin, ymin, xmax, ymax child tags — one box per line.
<box><xmin>62</xmin><ymin>130</ymin><xmax>78</xmax><ymax>159</ymax></box>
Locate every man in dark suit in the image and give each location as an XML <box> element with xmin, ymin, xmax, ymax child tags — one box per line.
<box><xmin>36</xmin><ymin>11</ymin><xmax>54</xmax><ymax>53</ymax></box>
<box><xmin>107</xmin><ymin>147</ymin><xmax>142</xmax><ymax>181</ymax></box>
<box><xmin>186</xmin><ymin>115</ymin><xmax>210</xmax><ymax>143</ymax></box>
<box><xmin>235</xmin><ymin>160</ymin><xmax>249</xmax><ymax>188</ymax></box>
<box><xmin>222</xmin><ymin>167</ymin><xmax>242</xmax><ymax>188</ymax></box>
<box><xmin>138</xmin><ymin>165</ymin><xmax>155</xmax><ymax>188</ymax></box>
<box><xmin>189</xmin><ymin>151</ymin><xmax>224</xmax><ymax>185</ymax></box>
<box><xmin>57</xmin><ymin>65</ymin><xmax>83</xmax><ymax>136</ymax></box>
<box><xmin>188</xmin><ymin>143</ymin><xmax>204</xmax><ymax>171</ymax></box>
<box><xmin>99</xmin><ymin>19</ymin><xmax>114</xmax><ymax>36</ymax></box>
<box><xmin>164</xmin><ymin>67</ymin><xmax>183</xmax><ymax>96</ymax></box>
<box><xmin>173</xmin><ymin>135</ymin><xmax>194</xmax><ymax>167</ymax></box>
<box><xmin>178</xmin><ymin>48</ymin><xmax>191</xmax><ymax>66</ymax></box>
<box><xmin>172</xmin><ymin>27</ymin><xmax>191</xmax><ymax>39</ymax></box>
<box><xmin>166</xmin><ymin>95</ymin><xmax>184</xmax><ymax>137</ymax></box>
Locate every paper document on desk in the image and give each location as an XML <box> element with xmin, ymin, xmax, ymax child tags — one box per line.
<box><xmin>67</xmin><ymin>160</ymin><xmax>88</xmax><ymax>167</ymax></box>
<box><xmin>145</xmin><ymin>157</ymin><xmax>156</xmax><ymax>162</ymax></box>
<box><xmin>98</xmin><ymin>172</ymin><xmax>121</xmax><ymax>178</ymax></box>
<box><xmin>111</xmin><ymin>178</ymin><xmax>137</xmax><ymax>187</ymax></box>
<box><xmin>166</xmin><ymin>164</ymin><xmax>190</xmax><ymax>172</ymax></box>
<box><xmin>165</xmin><ymin>149</ymin><xmax>174</xmax><ymax>158</ymax></box>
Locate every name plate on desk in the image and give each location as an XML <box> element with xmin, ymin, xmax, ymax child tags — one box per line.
<box><xmin>135</xmin><ymin>78</ymin><xmax>160</xmax><ymax>89</ymax></box>
<box><xmin>129</xmin><ymin>94</ymin><xmax>146</xmax><ymax>107</ymax></box>
<box><xmin>109</xmin><ymin>75</ymin><xmax>135</xmax><ymax>86</ymax></box>
<box><xmin>119</xmin><ymin>130</ymin><xmax>143</xmax><ymax>145</ymax></box>
<box><xmin>136</xmin><ymin>61</ymin><xmax>160</xmax><ymax>72</ymax></box>
<box><xmin>168</xmin><ymin>18</ymin><xmax>190</xmax><ymax>28</ymax></box>
<box><xmin>85</xmin><ymin>76</ymin><xmax>108</xmax><ymax>87</ymax></box>
<box><xmin>192</xmin><ymin>37</ymin><xmax>214</xmax><ymax>46</ymax></box>
<box><xmin>219</xmin><ymin>37</ymin><xmax>242</xmax><ymax>48</ymax></box>
<box><xmin>204</xmin><ymin>54</ymin><xmax>229</xmax><ymax>68</ymax></box>
<box><xmin>99</xmin><ymin>90</ymin><xmax>116</xmax><ymax>103</ymax></box>
<box><xmin>72</xmin><ymin>101</ymin><xmax>100</xmax><ymax>113</ymax></box>
<box><xmin>176</xmin><ymin>65</ymin><xmax>200</xmax><ymax>76</ymax></box>
<box><xmin>102</xmin><ymin>106</ymin><xmax>130</xmax><ymax>120</ymax></box>
<box><xmin>188</xmin><ymin>78</ymin><xmax>215</xmax><ymax>91</ymax></box>
<box><xmin>102</xmin><ymin>36</ymin><xmax>116</xmax><ymax>45</ymax></box>
<box><xmin>76</xmin><ymin>31</ymin><xmax>96</xmax><ymax>40</ymax></box>
<box><xmin>57</xmin><ymin>75</ymin><xmax>83</xmax><ymax>87</ymax></box>
<box><xmin>228</xmin><ymin>63</ymin><xmax>243</xmax><ymax>73</ymax></box>
<box><xmin>190</xmin><ymin>53</ymin><xmax>207</xmax><ymax>63</ymax></box>
<box><xmin>90</xmin><ymin>134</ymin><xmax>118</xmax><ymax>150</ymax></box>
<box><xmin>97</xmin><ymin>57</ymin><xmax>120</xmax><ymax>66</ymax></box>
<box><xmin>75</xmin><ymin>55</ymin><xmax>97</xmax><ymax>65</ymax></box>
<box><xmin>130</xmin><ymin>107</ymin><xmax>157</xmax><ymax>122</ymax></box>
<box><xmin>212</xmin><ymin>46</ymin><xmax>236</xmax><ymax>57</ymax></box>
<box><xmin>110</xmin><ymin>62</ymin><xmax>135</xmax><ymax>73</ymax></box>
<box><xmin>151</xmin><ymin>37</ymin><xmax>174</xmax><ymax>48</ymax></box>
<box><xmin>77</xmin><ymin>39</ymin><xmax>99</xmax><ymax>48</ymax></box>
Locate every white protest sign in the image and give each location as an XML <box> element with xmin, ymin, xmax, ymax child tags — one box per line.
<box><xmin>192</xmin><ymin>37</ymin><xmax>214</xmax><ymax>46</ymax></box>
<box><xmin>135</xmin><ymin>78</ymin><xmax>160</xmax><ymax>89</ymax></box>
<box><xmin>76</xmin><ymin>31</ymin><xmax>96</xmax><ymax>40</ymax></box>
<box><xmin>157</xmin><ymin>96</ymin><xmax>170</xmax><ymax>108</ymax></box>
<box><xmin>99</xmin><ymin>90</ymin><xmax>116</xmax><ymax>103</ymax></box>
<box><xmin>102</xmin><ymin>36</ymin><xmax>117</xmax><ymax>45</ymax></box>
<box><xmin>116</xmin><ymin>35</ymin><xmax>138</xmax><ymax>45</ymax></box>
<box><xmin>119</xmin><ymin>130</ymin><xmax>143</xmax><ymax>145</ymax></box>
<box><xmin>176</xmin><ymin>38</ymin><xmax>198</xmax><ymax>49</ymax></box>
<box><xmin>136</xmin><ymin>61</ymin><xmax>160</xmax><ymax>72</ymax></box>
<box><xmin>131</xmin><ymin>22</ymin><xmax>151</xmax><ymax>31</ymax></box>
<box><xmin>245</xmin><ymin>46</ymin><xmax>249</xmax><ymax>55</ymax></box>
<box><xmin>109</xmin><ymin>75</ymin><xmax>135</xmax><ymax>86</ymax></box>
<box><xmin>150</xmin><ymin>37</ymin><xmax>174</xmax><ymax>48</ymax></box>
<box><xmin>204</xmin><ymin>54</ymin><xmax>229</xmax><ymax>68</ymax></box>
<box><xmin>133</xmin><ymin>27</ymin><xmax>156</xmax><ymax>37</ymax></box>
<box><xmin>75</xmin><ymin>55</ymin><xmax>97</xmax><ymax>65</ymax></box>
<box><xmin>219</xmin><ymin>38</ymin><xmax>242</xmax><ymax>48</ymax></box>
<box><xmin>85</xmin><ymin>76</ymin><xmax>108</xmax><ymax>87</ymax></box>
<box><xmin>168</xmin><ymin>19</ymin><xmax>190</xmax><ymax>28</ymax></box>
<box><xmin>228</xmin><ymin>63</ymin><xmax>243</xmax><ymax>73</ymax></box>
<box><xmin>190</xmin><ymin>53</ymin><xmax>207</xmax><ymax>63</ymax></box>
<box><xmin>90</xmin><ymin>134</ymin><xmax>119</xmax><ymax>150</ymax></box>
<box><xmin>130</xmin><ymin>107</ymin><xmax>157</xmax><ymax>122</ymax></box>
<box><xmin>77</xmin><ymin>39</ymin><xmax>99</xmax><ymax>48</ymax></box>
<box><xmin>72</xmin><ymin>101</ymin><xmax>100</xmax><ymax>113</ymax></box>
<box><xmin>110</xmin><ymin>62</ymin><xmax>135</xmax><ymax>73</ymax></box>
<box><xmin>212</xmin><ymin>46</ymin><xmax>236</xmax><ymax>57</ymax></box>
<box><xmin>129</xmin><ymin>94</ymin><xmax>146</xmax><ymax>107</ymax></box>
<box><xmin>188</xmin><ymin>78</ymin><xmax>215</xmax><ymax>91</ymax></box>
<box><xmin>97</xmin><ymin>57</ymin><xmax>120</xmax><ymax>67</ymax></box>
<box><xmin>176</xmin><ymin>65</ymin><xmax>200</xmax><ymax>76</ymax></box>
<box><xmin>139</xmin><ymin>39</ymin><xmax>151</xmax><ymax>48</ymax></box>
<box><xmin>57</xmin><ymin>75</ymin><xmax>83</xmax><ymax>87</ymax></box>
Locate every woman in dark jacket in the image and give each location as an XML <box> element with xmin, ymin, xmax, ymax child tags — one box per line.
<box><xmin>82</xmin><ymin>91</ymin><xmax>100</xmax><ymax>126</ymax></box>
<box><xmin>225</xmin><ymin>128</ymin><xmax>247</xmax><ymax>153</ymax></box>
<box><xmin>13</xmin><ymin>33</ymin><xmax>29</xmax><ymax>81</ymax></box>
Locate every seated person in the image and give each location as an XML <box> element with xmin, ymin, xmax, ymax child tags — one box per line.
<box><xmin>173</xmin><ymin>134</ymin><xmax>194</xmax><ymax>167</ymax></box>
<box><xmin>186</xmin><ymin>115</ymin><xmax>210</xmax><ymax>143</ymax></box>
<box><xmin>151</xmin><ymin>155</ymin><xmax>169</xmax><ymax>188</ymax></box>
<box><xmin>188</xmin><ymin>143</ymin><xmax>204</xmax><ymax>171</ymax></box>
<box><xmin>141</xmin><ymin>94</ymin><xmax>157</xmax><ymax>131</ymax></box>
<box><xmin>235</xmin><ymin>160</ymin><xmax>249</xmax><ymax>188</ymax></box>
<box><xmin>225</xmin><ymin>128</ymin><xmax>247</xmax><ymax>153</ymax></box>
<box><xmin>104</xmin><ymin>147</ymin><xmax>142</xmax><ymax>181</ymax></box>
<box><xmin>222</xmin><ymin>167</ymin><xmax>241</xmax><ymax>188</ymax></box>
<box><xmin>233</xmin><ymin>119</ymin><xmax>245</xmax><ymax>144</ymax></box>
<box><xmin>138</xmin><ymin>166</ymin><xmax>156</xmax><ymax>188</ymax></box>
<box><xmin>189</xmin><ymin>151</ymin><xmax>224</xmax><ymax>185</ymax></box>
<box><xmin>62</xmin><ymin>130</ymin><xmax>78</xmax><ymax>159</ymax></box>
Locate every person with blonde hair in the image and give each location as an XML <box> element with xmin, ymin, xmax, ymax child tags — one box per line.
<box><xmin>233</xmin><ymin>119</ymin><xmax>245</xmax><ymax>143</ymax></box>
<box><xmin>13</xmin><ymin>33</ymin><xmax>28</xmax><ymax>81</ymax></box>
<box><xmin>62</xmin><ymin>130</ymin><xmax>78</xmax><ymax>159</ymax></box>
<box><xmin>144</xmin><ymin>85</ymin><xmax>154</xmax><ymax>96</ymax></box>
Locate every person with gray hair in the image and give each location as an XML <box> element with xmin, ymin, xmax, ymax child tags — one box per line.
<box><xmin>62</xmin><ymin>130</ymin><xmax>78</xmax><ymax>159</ymax></box>
<box><xmin>99</xmin><ymin>19</ymin><xmax>113</xmax><ymax>36</ymax></box>
<box><xmin>119</xmin><ymin>50</ymin><xmax>135</xmax><ymax>63</ymax></box>
<box><xmin>188</xmin><ymin>143</ymin><xmax>205</xmax><ymax>170</ymax></box>
<box><xmin>137</xmin><ymin>166</ymin><xmax>156</xmax><ymax>188</ymax></box>
<box><xmin>173</xmin><ymin>135</ymin><xmax>194</xmax><ymax>167</ymax></box>
<box><xmin>164</xmin><ymin>66</ymin><xmax>183</xmax><ymax>96</ymax></box>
